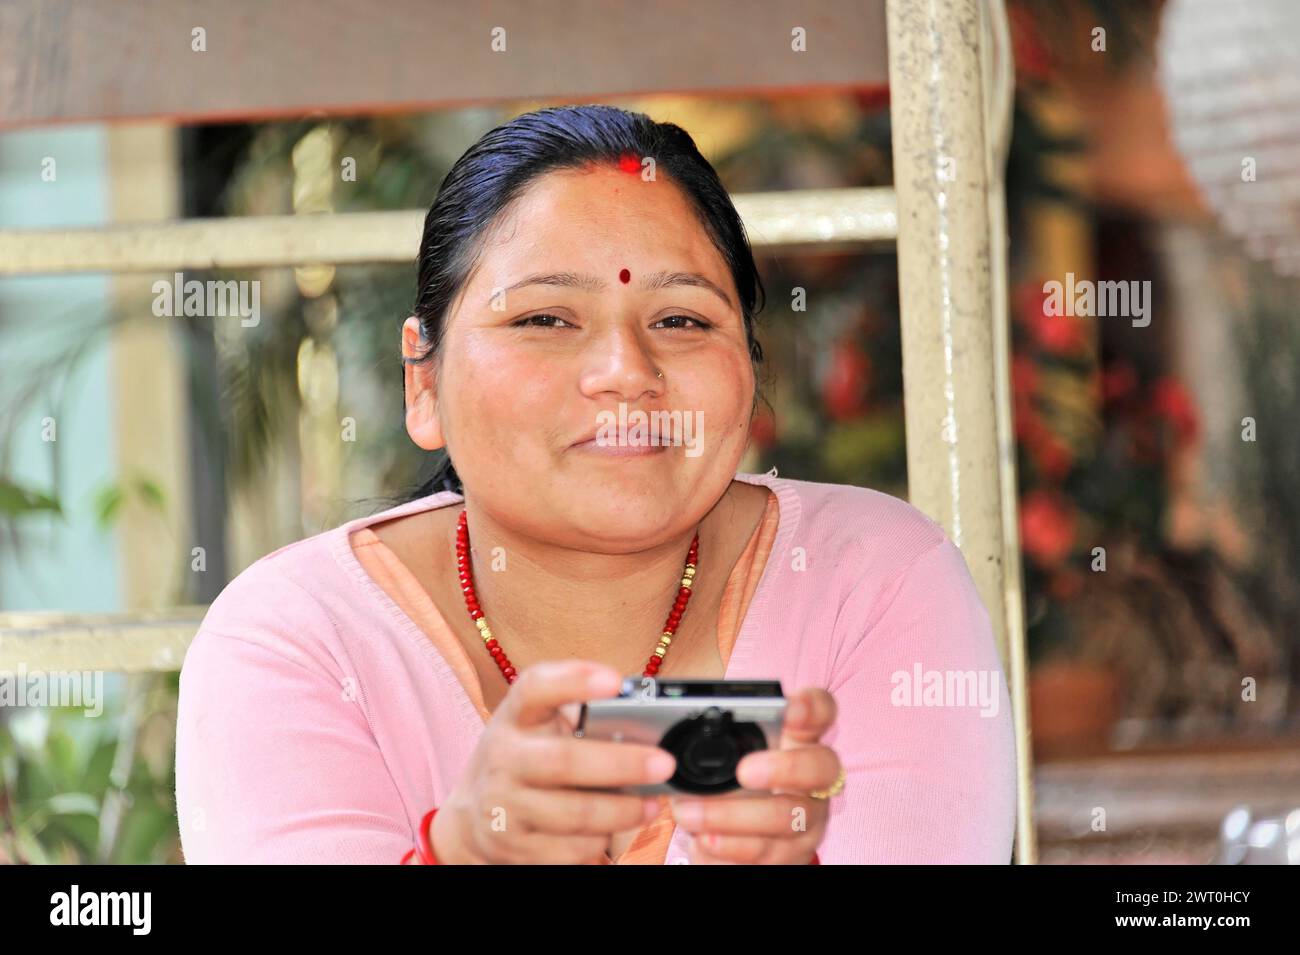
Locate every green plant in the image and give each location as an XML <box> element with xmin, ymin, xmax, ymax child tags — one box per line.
<box><xmin>0</xmin><ymin>477</ymin><xmax>182</xmax><ymax>863</ymax></box>
<box><xmin>0</xmin><ymin>673</ymin><xmax>180</xmax><ymax>864</ymax></box>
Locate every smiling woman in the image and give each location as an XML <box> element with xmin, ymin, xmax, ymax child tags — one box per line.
<box><xmin>173</xmin><ymin>104</ymin><xmax>1016</xmax><ymax>865</ymax></box>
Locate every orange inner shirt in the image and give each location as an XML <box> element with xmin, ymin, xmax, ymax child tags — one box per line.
<box><xmin>350</xmin><ymin>489</ymin><xmax>779</xmax><ymax>864</ymax></box>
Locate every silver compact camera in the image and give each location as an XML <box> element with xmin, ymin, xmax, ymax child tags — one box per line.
<box><xmin>573</xmin><ymin>677</ymin><xmax>786</xmax><ymax>796</ymax></box>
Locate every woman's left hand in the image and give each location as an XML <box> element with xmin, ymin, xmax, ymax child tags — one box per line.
<box><xmin>670</xmin><ymin>686</ymin><xmax>840</xmax><ymax>864</ymax></box>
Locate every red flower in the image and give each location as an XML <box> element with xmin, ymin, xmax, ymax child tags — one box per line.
<box><xmin>1031</xmin><ymin>309</ymin><xmax>1088</xmax><ymax>355</ymax></box>
<box><xmin>1009</xmin><ymin>4</ymin><xmax>1054</xmax><ymax>83</ymax></box>
<box><xmin>1151</xmin><ymin>377</ymin><xmax>1200</xmax><ymax>448</ymax></box>
<box><xmin>1020</xmin><ymin>488</ymin><xmax>1077</xmax><ymax>568</ymax></box>
<box><xmin>821</xmin><ymin>339</ymin><xmax>872</xmax><ymax>421</ymax></box>
<box><xmin>1013</xmin><ymin>280</ymin><xmax>1087</xmax><ymax>355</ymax></box>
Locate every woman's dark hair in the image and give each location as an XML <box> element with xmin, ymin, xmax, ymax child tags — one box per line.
<box><xmin>402</xmin><ymin>103</ymin><xmax>766</xmax><ymax>500</ymax></box>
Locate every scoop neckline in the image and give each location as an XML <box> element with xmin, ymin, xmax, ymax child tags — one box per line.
<box><xmin>328</xmin><ymin>469</ymin><xmax>802</xmax><ymax>734</ymax></box>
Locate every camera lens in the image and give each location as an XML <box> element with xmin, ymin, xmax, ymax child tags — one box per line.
<box><xmin>659</xmin><ymin>707</ymin><xmax>767</xmax><ymax>794</ymax></box>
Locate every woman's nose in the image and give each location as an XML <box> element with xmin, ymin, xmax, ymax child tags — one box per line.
<box><xmin>577</xmin><ymin>324</ymin><xmax>663</xmax><ymax>401</ymax></box>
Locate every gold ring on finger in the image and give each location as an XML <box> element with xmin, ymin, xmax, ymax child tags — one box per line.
<box><xmin>809</xmin><ymin>766</ymin><xmax>846</xmax><ymax>800</ymax></box>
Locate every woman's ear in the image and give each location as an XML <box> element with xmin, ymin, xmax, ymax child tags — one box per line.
<box><xmin>402</xmin><ymin>317</ymin><xmax>445</xmax><ymax>451</ymax></box>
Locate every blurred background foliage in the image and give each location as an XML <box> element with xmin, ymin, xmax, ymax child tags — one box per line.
<box><xmin>1</xmin><ymin>674</ymin><xmax>179</xmax><ymax>864</ymax></box>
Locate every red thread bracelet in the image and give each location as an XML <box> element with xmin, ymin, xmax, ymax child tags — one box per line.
<box><xmin>417</xmin><ymin>808</ymin><xmax>440</xmax><ymax>864</ymax></box>
<box><xmin>403</xmin><ymin>808</ymin><xmax>440</xmax><ymax>865</ymax></box>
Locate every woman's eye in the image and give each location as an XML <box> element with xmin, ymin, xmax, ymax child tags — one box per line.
<box><xmin>513</xmin><ymin>314</ymin><xmax>573</xmax><ymax>328</ymax></box>
<box><xmin>653</xmin><ymin>314</ymin><xmax>712</xmax><ymax>331</ymax></box>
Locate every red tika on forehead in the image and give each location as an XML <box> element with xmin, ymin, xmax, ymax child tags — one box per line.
<box><xmin>619</xmin><ymin>268</ymin><xmax>631</xmax><ymax>284</ymax></box>
<box><xmin>617</xmin><ymin>153</ymin><xmax>640</xmax><ymax>174</ymax></box>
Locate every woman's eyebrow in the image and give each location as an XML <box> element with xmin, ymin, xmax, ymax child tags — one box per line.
<box><xmin>505</xmin><ymin>271</ymin><xmax>605</xmax><ymax>293</ymax></box>
<box><xmin>503</xmin><ymin>270</ymin><xmax>734</xmax><ymax>310</ymax></box>
<box><xmin>642</xmin><ymin>270</ymin><xmax>735</xmax><ymax>310</ymax></box>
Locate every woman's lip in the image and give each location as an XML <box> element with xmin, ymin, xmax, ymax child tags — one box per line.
<box><xmin>569</xmin><ymin>439</ymin><xmax>669</xmax><ymax>456</ymax></box>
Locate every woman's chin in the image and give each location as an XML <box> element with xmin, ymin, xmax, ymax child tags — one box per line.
<box><xmin>552</xmin><ymin>489</ymin><xmax>700</xmax><ymax>545</ymax></box>
<box><xmin>557</xmin><ymin>448</ymin><xmax>689</xmax><ymax>485</ymax></box>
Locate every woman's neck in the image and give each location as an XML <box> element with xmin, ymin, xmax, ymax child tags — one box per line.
<box><xmin>452</xmin><ymin>503</ymin><xmax>719</xmax><ymax>675</ymax></box>
<box><xmin>371</xmin><ymin>480</ymin><xmax>769</xmax><ymax>679</ymax></box>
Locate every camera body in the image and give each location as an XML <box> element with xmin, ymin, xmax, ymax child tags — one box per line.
<box><xmin>574</xmin><ymin>677</ymin><xmax>786</xmax><ymax>796</ymax></box>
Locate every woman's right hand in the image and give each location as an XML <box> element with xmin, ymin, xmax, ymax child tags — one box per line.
<box><xmin>428</xmin><ymin>660</ymin><xmax>676</xmax><ymax>864</ymax></box>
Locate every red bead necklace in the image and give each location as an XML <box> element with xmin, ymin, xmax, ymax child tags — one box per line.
<box><xmin>455</xmin><ymin>509</ymin><xmax>700</xmax><ymax>684</ymax></box>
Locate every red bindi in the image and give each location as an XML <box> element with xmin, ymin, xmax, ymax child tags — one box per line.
<box><xmin>619</xmin><ymin>268</ymin><xmax>631</xmax><ymax>284</ymax></box>
<box><xmin>617</xmin><ymin>153</ymin><xmax>640</xmax><ymax>175</ymax></box>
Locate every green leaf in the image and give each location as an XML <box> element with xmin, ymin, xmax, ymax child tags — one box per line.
<box><xmin>134</xmin><ymin>477</ymin><xmax>167</xmax><ymax>513</ymax></box>
<box><xmin>114</xmin><ymin>800</ymin><xmax>177</xmax><ymax>864</ymax></box>
<box><xmin>42</xmin><ymin>792</ymin><xmax>100</xmax><ymax>817</ymax></box>
<box><xmin>52</xmin><ymin>815</ymin><xmax>98</xmax><ymax>858</ymax></box>
<box><xmin>45</xmin><ymin>731</ymin><xmax>77</xmax><ymax>781</ymax></box>
<box><xmin>0</xmin><ymin>478</ymin><xmax>61</xmax><ymax>517</ymax></box>
<box><xmin>93</xmin><ymin>483</ymin><xmax>124</xmax><ymax>529</ymax></box>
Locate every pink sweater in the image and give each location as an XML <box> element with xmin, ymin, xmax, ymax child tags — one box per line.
<box><xmin>174</xmin><ymin>470</ymin><xmax>1017</xmax><ymax>863</ymax></box>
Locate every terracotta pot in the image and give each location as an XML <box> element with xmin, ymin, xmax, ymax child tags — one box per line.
<box><xmin>1029</xmin><ymin>662</ymin><xmax>1122</xmax><ymax>760</ymax></box>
